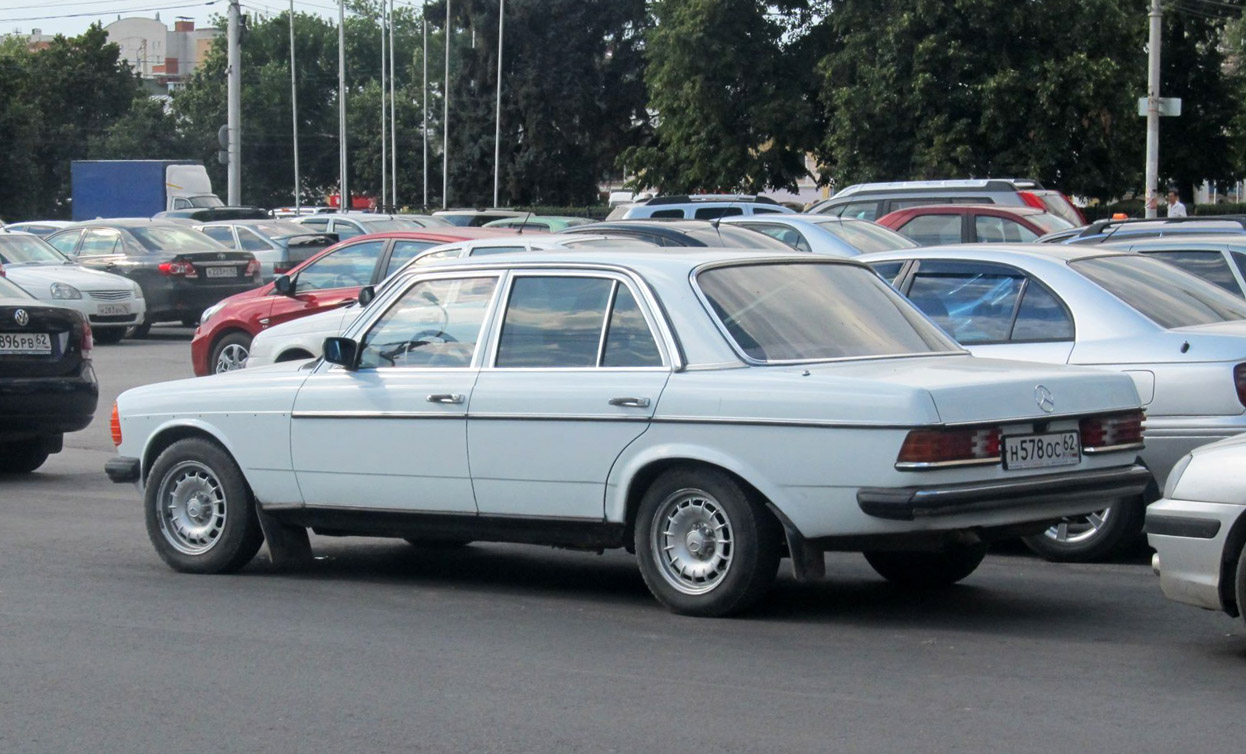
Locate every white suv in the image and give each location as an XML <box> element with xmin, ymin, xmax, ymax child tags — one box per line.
<box><xmin>606</xmin><ymin>194</ymin><xmax>795</xmax><ymax>221</ymax></box>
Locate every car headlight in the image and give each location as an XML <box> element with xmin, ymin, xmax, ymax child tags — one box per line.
<box><xmin>200</xmin><ymin>301</ymin><xmax>225</xmax><ymax>325</ymax></box>
<box><xmin>1162</xmin><ymin>453</ymin><xmax>1194</xmax><ymax>500</ymax></box>
<box><xmin>50</xmin><ymin>282</ymin><xmax>82</xmax><ymax>299</ymax></box>
<box><xmin>133</xmin><ymin>283</ymin><xmax>144</xmax><ymax>299</ymax></box>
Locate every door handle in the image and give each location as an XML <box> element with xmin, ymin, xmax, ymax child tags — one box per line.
<box><xmin>609</xmin><ymin>397</ymin><xmax>651</xmax><ymax>408</ymax></box>
<box><xmin>427</xmin><ymin>393</ymin><xmax>465</xmax><ymax>404</ymax></box>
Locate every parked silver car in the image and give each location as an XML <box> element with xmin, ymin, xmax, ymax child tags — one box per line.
<box><xmin>194</xmin><ymin>219</ymin><xmax>337</xmax><ymax>281</ymax></box>
<box><xmin>1100</xmin><ymin>235</ymin><xmax>1246</xmax><ymax>298</ymax></box>
<box><xmin>720</xmin><ymin>215</ymin><xmax>917</xmax><ymax>256</ymax></box>
<box><xmin>290</xmin><ymin>213</ymin><xmax>434</xmax><ymax>239</ymax></box>
<box><xmin>860</xmin><ymin>244</ymin><xmax>1246</xmax><ymax>561</ymax></box>
<box><xmin>808</xmin><ymin>178</ymin><xmax>1085</xmax><ymax>227</ymax></box>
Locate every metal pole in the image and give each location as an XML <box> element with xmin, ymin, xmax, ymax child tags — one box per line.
<box><xmin>289</xmin><ymin>0</ymin><xmax>300</xmax><ymax>213</ymax></box>
<box><xmin>1144</xmin><ymin>0</ymin><xmax>1162</xmax><ymax>219</ymax></box>
<box><xmin>380</xmin><ymin>0</ymin><xmax>388</xmax><ymax>213</ymax></box>
<box><xmin>493</xmin><ymin>0</ymin><xmax>503</xmax><ymax>208</ymax></box>
<box><xmin>422</xmin><ymin>1</ymin><xmax>428</xmax><ymax>208</ymax></box>
<box><xmin>389</xmin><ymin>0</ymin><xmax>398</xmax><ymax>208</ymax></box>
<box><xmin>338</xmin><ymin>0</ymin><xmax>348</xmax><ymax>213</ymax></box>
<box><xmin>227</xmin><ymin>0</ymin><xmax>242</xmax><ymax>205</ymax></box>
<box><xmin>443</xmin><ymin>0</ymin><xmax>451</xmax><ymax>209</ymax></box>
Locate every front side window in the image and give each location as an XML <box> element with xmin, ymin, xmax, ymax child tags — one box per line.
<box><xmin>46</xmin><ymin>230</ymin><xmax>82</xmax><ymax>256</ymax></box>
<box><xmin>696</xmin><ymin>262</ymin><xmax>960</xmax><ymax>362</ymax></box>
<box><xmin>1072</xmin><ymin>255</ymin><xmax>1246</xmax><ymax>328</ymax></box>
<box><xmin>78</xmin><ymin>228</ymin><xmax>123</xmax><ymax>257</ymax></box>
<box><xmin>200</xmin><ymin>226</ymin><xmax>237</xmax><ymax>248</ymax></box>
<box><xmin>744</xmin><ymin>223</ymin><xmax>812</xmax><ymax>252</ymax></box>
<box><xmin>906</xmin><ymin>268</ymin><xmax>1024</xmax><ymax>343</ymax></box>
<box><xmin>975</xmin><ymin>215</ymin><xmax>1038</xmax><ymax>243</ymax></box>
<box><xmin>0</xmin><ymin>235</ymin><xmax>71</xmax><ymax>265</ymax></box>
<box><xmin>897</xmin><ymin>214</ymin><xmax>962</xmax><ymax>246</ymax></box>
<box><xmin>297</xmin><ymin>240</ymin><xmax>384</xmax><ymax>291</ymax></box>
<box><xmin>495</xmin><ymin>276</ymin><xmax>614</xmax><ymax>367</ymax></box>
<box><xmin>1144</xmin><ymin>250</ymin><xmax>1242</xmax><ymax>296</ymax></box>
<box><xmin>413</xmin><ymin>248</ymin><xmax>461</xmax><ymax>267</ymax></box>
<box><xmin>298</xmin><ymin>217</ymin><xmax>329</xmax><ymax>231</ymax></box>
<box><xmin>358</xmin><ymin>276</ymin><xmax>499</xmax><ymax>369</ymax></box>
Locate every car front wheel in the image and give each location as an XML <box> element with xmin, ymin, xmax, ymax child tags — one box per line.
<box><xmin>1020</xmin><ymin>498</ymin><xmax>1142</xmax><ymax>562</ymax></box>
<box><xmin>144</xmin><ymin>438</ymin><xmax>264</xmax><ymax>573</ymax></box>
<box><xmin>863</xmin><ymin>544</ymin><xmax>988</xmax><ymax>588</ymax></box>
<box><xmin>635</xmin><ymin>467</ymin><xmax>781</xmax><ymax>617</ymax></box>
<box><xmin>211</xmin><ymin>332</ymin><xmax>252</xmax><ymax>374</ymax></box>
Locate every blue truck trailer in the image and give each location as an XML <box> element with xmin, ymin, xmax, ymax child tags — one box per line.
<box><xmin>71</xmin><ymin>160</ymin><xmax>222</xmax><ymax>220</ymax></box>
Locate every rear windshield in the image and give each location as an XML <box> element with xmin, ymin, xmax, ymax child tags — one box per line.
<box><xmin>1026</xmin><ymin>212</ymin><xmax>1075</xmax><ymax>233</ymax></box>
<box><xmin>1035</xmin><ymin>192</ymin><xmax>1083</xmax><ymax>226</ymax></box>
<box><xmin>809</xmin><ymin>218</ymin><xmax>918</xmax><ymax>252</ymax></box>
<box><xmin>1071</xmin><ymin>255</ymin><xmax>1246</xmax><ymax>328</ymax></box>
<box><xmin>686</xmin><ymin>225</ymin><xmax>793</xmax><ymax>249</ymax></box>
<box><xmin>696</xmin><ymin>262</ymin><xmax>961</xmax><ymax>362</ymax></box>
<box><xmin>246</xmin><ymin>221</ymin><xmax>315</xmax><ymax>238</ymax></box>
<box><xmin>129</xmin><ymin>225</ymin><xmax>225</xmax><ymax>252</ymax></box>
<box><xmin>0</xmin><ymin>234</ymin><xmax>70</xmax><ymax>265</ymax></box>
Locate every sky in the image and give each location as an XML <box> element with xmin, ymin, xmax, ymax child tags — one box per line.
<box><xmin>0</xmin><ymin>0</ymin><xmax>360</xmax><ymax>38</ymax></box>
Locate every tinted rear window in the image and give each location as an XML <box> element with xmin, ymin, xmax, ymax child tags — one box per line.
<box><xmin>1071</xmin><ymin>255</ymin><xmax>1246</xmax><ymax>328</ymax></box>
<box><xmin>129</xmin><ymin>226</ymin><xmax>224</xmax><ymax>252</ymax></box>
<box><xmin>1143</xmin><ymin>250</ymin><xmax>1242</xmax><ymax>296</ymax></box>
<box><xmin>811</xmin><ymin>219</ymin><xmax>917</xmax><ymax>253</ymax></box>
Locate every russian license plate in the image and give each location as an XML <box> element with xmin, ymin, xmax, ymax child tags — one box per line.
<box><xmin>98</xmin><ymin>303</ymin><xmax>131</xmax><ymax>316</ymax></box>
<box><xmin>1003</xmin><ymin>431</ymin><xmax>1081</xmax><ymax>470</ymax></box>
<box><xmin>205</xmin><ymin>266</ymin><xmax>238</xmax><ymax>278</ymax></box>
<box><xmin>0</xmin><ymin>332</ymin><xmax>52</xmax><ymax>355</ymax></box>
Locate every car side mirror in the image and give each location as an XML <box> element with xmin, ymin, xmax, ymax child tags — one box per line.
<box><xmin>274</xmin><ymin>274</ymin><xmax>296</xmax><ymax>296</ymax></box>
<box><xmin>322</xmin><ymin>337</ymin><xmax>359</xmax><ymax>370</ymax></box>
<box><xmin>357</xmin><ymin>285</ymin><xmax>376</xmax><ymax>306</ymax></box>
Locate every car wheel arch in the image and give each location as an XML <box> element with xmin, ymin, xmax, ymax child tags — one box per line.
<box><xmin>1218</xmin><ymin>510</ymin><xmax>1246</xmax><ymax>617</ymax></box>
<box><xmin>141</xmin><ymin>421</ymin><xmax>242</xmax><ymax>487</ymax></box>
<box><xmin>275</xmin><ymin>348</ymin><xmax>314</xmax><ymax>363</ymax></box>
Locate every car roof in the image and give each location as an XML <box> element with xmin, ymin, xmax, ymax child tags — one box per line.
<box><xmin>886</xmin><ymin>204</ymin><xmax>1050</xmax><ymax>216</ymax></box>
<box><xmin>61</xmin><ymin>218</ymin><xmax>191</xmax><ymax>229</ymax></box>
<box><xmin>834</xmin><ymin>178</ymin><xmax>1042</xmax><ymax>197</ymax></box>
<box><xmin>338</xmin><ymin>228</ymin><xmax>517</xmax><ymax>244</ymax></box>
<box><xmin>405</xmin><ymin>246</ymin><xmax>853</xmax><ymax>274</ymax></box>
<box><xmin>1101</xmin><ymin>234</ymin><xmax>1246</xmax><ymax>250</ymax></box>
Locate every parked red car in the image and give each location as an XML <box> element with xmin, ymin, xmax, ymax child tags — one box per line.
<box><xmin>190</xmin><ymin>228</ymin><xmax>514</xmax><ymax>375</ymax></box>
<box><xmin>876</xmin><ymin>204</ymin><xmax>1075</xmax><ymax>246</ymax></box>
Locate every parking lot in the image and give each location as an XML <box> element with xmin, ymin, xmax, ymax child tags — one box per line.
<box><xmin>0</xmin><ymin>328</ymin><xmax>1240</xmax><ymax>753</ymax></box>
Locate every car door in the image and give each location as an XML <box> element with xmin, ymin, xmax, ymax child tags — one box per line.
<box><xmin>289</xmin><ymin>271</ymin><xmax>503</xmax><ymax>511</ymax></box>
<box><xmin>901</xmin><ymin>260</ymin><xmax>1075</xmax><ymax>363</ymax></box>
<box><xmin>268</xmin><ymin>239</ymin><xmax>386</xmax><ymax>329</ymax></box>
<box><xmin>467</xmin><ymin>272</ymin><xmax>672</xmax><ymax>519</ymax></box>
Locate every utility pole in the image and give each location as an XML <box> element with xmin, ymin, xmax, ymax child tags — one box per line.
<box><xmin>422</xmin><ymin>1</ymin><xmax>428</xmax><ymax>208</ymax></box>
<box><xmin>380</xmin><ymin>0</ymin><xmax>388</xmax><ymax>213</ymax></box>
<box><xmin>289</xmin><ymin>0</ymin><xmax>300</xmax><ymax>213</ymax></box>
<box><xmin>227</xmin><ymin>0</ymin><xmax>242</xmax><ymax>205</ymax></box>
<box><xmin>1145</xmin><ymin>0</ymin><xmax>1162</xmax><ymax>219</ymax></box>
<box><xmin>338</xmin><ymin>0</ymin><xmax>348</xmax><ymax>213</ymax></box>
<box><xmin>443</xmin><ymin>0</ymin><xmax>451</xmax><ymax>209</ymax></box>
<box><xmin>389</xmin><ymin>0</ymin><xmax>397</xmax><ymax>208</ymax></box>
<box><xmin>493</xmin><ymin>0</ymin><xmax>503</xmax><ymax>208</ymax></box>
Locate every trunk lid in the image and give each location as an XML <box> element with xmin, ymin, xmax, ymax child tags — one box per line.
<box><xmin>0</xmin><ymin>299</ymin><xmax>86</xmax><ymax>378</ymax></box>
<box><xmin>174</xmin><ymin>250</ymin><xmax>260</xmax><ymax>287</ymax></box>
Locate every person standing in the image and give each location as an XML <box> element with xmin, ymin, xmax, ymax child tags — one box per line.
<box><xmin>1166</xmin><ymin>188</ymin><xmax>1188</xmax><ymax>217</ymax></box>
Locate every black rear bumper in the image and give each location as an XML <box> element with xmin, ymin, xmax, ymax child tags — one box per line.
<box><xmin>0</xmin><ymin>370</ymin><xmax>98</xmax><ymax>439</ymax></box>
<box><xmin>858</xmin><ymin>464</ymin><xmax>1153</xmax><ymax>521</ymax></box>
<box><xmin>105</xmin><ymin>456</ymin><xmax>141</xmax><ymax>483</ymax></box>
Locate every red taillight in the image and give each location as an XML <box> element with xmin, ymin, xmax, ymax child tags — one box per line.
<box><xmin>1063</xmin><ymin>193</ymin><xmax>1087</xmax><ymax>225</ymax></box>
<box><xmin>1079</xmin><ymin>411</ymin><xmax>1145</xmax><ymax>451</ymax></box>
<box><xmin>245</xmin><ymin>258</ymin><xmax>260</xmax><ymax>278</ymax></box>
<box><xmin>1018</xmin><ymin>191</ymin><xmax>1047</xmax><ymax>211</ymax></box>
<box><xmin>897</xmin><ymin>427</ymin><xmax>1001</xmax><ymax>467</ymax></box>
<box><xmin>1235</xmin><ymin>364</ymin><xmax>1246</xmax><ymax>408</ymax></box>
<box><xmin>80</xmin><ymin>316</ymin><xmax>93</xmax><ymax>358</ymax></box>
<box><xmin>0</xmin><ymin>262</ymin><xmax>6</xmax><ymax>277</ymax></box>
<box><xmin>110</xmin><ymin>402</ymin><xmax>122</xmax><ymax>447</ymax></box>
<box><xmin>158</xmin><ymin>260</ymin><xmax>198</xmax><ymax>278</ymax></box>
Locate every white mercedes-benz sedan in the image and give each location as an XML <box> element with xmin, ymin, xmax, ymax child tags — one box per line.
<box><xmin>106</xmin><ymin>249</ymin><xmax>1149</xmax><ymax>616</ymax></box>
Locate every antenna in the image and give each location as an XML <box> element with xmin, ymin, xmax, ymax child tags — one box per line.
<box><xmin>517</xmin><ymin>210</ymin><xmax>533</xmax><ymax>235</ymax></box>
<box><xmin>710</xmin><ymin>192</ymin><xmax>747</xmax><ymax>242</ymax></box>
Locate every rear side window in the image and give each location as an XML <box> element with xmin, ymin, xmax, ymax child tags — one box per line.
<box><xmin>299</xmin><ymin>218</ymin><xmax>330</xmax><ymax>231</ymax></box>
<box><xmin>297</xmin><ymin>240</ymin><xmax>384</xmax><ymax>290</ymax></box>
<box><xmin>78</xmin><ymin>228</ymin><xmax>123</xmax><ymax>257</ymax></box>
<box><xmin>974</xmin><ymin>215</ymin><xmax>1038</xmax><ymax>243</ymax></box>
<box><xmin>745</xmin><ymin>223</ymin><xmax>812</xmax><ymax>252</ymax></box>
<box><xmin>602</xmin><ymin>285</ymin><xmax>662</xmax><ymax>367</ymax></box>
<box><xmin>837</xmin><ymin>202</ymin><xmax>880</xmax><ymax>221</ymax></box>
<box><xmin>694</xmin><ymin>206</ymin><xmax>743</xmax><ymax>220</ymax></box>
<box><xmin>897</xmin><ymin>214</ymin><xmax>962</xmax><ymax>246</ymax></box>
<box><xmin>200</xmin><ymin>226</ymin><xmax>237</xmax><ymax>248</ymax></box>
<box><xmin>236</xmin><ymin>227</ymin><xmax>271</xmax><ymax>252</ymax></box>
<box><xmin>868</xmin><ymin>261</ymin><xmax>905</xmax><ymax>285</ymax></box>
<box><xmin>649</xmin><ymin>209</ymin><xmax>683</xmax><ymax>219</ymax></box>
<box><xmin>1234</xmin><ymin>252</ymin><xmax>1246</xmax><ymax>284</ymax></box>
<box><xmin>1071</xmin><ymin>255</ymin><xmax>1246</xmax><ymax>328</ymax></box>
<box><xmin>495</xmin><ymin>276</ymin><xmax>613</xmax><ymax>367</ymax></box>
<box><xmin>386</xmin><ymin>240</ymin><xmax>437</xmax><ymax>276</ymax></box>
<box><xmin>1011</xmin><ymin>282</ymin><xmax>1075</xmax><ymax>341</ymax></box>
<box><xmin>1144</xmin><ymin>250</ymin><xmax>1243</xmax><ymax>296</ymax></box>
<box><xmin>331</xmin><ymin>220</ymin><xmax>364</xmax><ymax>240</ymax></box>
<box><xmin>752</xmin><ymin>207</ymin><xmax>784</xmax><ymax>215</ymax></box>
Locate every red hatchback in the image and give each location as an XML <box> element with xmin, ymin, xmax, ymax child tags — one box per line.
<box><xmin>877</xmin><ymin>204</ymin><xmax>1075</xmax><ymax>246</ymax></box>
<box><xmin>191</xmin><ymin>228</ymin><xmax>514</xmax><ymax>375</ymax></box>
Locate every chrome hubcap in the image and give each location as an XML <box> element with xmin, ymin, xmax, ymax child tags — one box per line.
<box><xmin>1044</xmin><ymin>508</ymin><xmax>1111</xmax><ymax>545</ymax></box>
<box><xmin>651</xmin><ymin>489</ymin><xmax>734</xmax><ymax>595</ymax></box>
<box><xmin>215</xmin><ymin>343</ymin><xmax>249</xmax><ymax>373</ymax></box>
<box><xmin>157</xmin><ymin>461</ymin><xmax>227</xmax><ymax>555</ymax></box>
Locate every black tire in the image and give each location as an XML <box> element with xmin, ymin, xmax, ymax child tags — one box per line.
<box><xmin>144</xmin><ymin>438</ymin><xmax>264</xmax><ymax>574</ymax></box>
<box><xmin>180</xmin><ymin>316</ymin><xmax>199</xmax><ymax>328</ymax></box>
<box><xmin>863</xmin><ymin>543</ymin><xmax>989</xmax><ymax>589</ymax></box>
<box><xmin>210</xmin><ymin>332</ymin><xmax>253</xmax><ymax>374</ymax></box>
<box><xmin>0</xmin><ymin>443</ymin><xmax>50</xmax><ymax>474</ymax></box>
<box><xmin>634</xmin><ymin>466</ymin><xmax>781</xmax><ymax>617</ymax></box>
<box><xmin>1235</xmin><ymin>544</ymin><xmax>1246</xmax><ymax>629</ymax></box>
<box><xmin>1021</xmin><ymin>498</ymin><xmax>1143</xmax><ymax>563</ymax></box>
<box><xmin>92</xmin><ymin>328</ymin><xmax>126</xmax><ymax>345</ymax></box>
<box><xmin>131</xmin><ymin>322</ymin><xmax>152</xmax><ymax>339</ymax></box>
<box><xmin>403</xmin><ymin>537</ymin><xmax>472</xmax><ymax>548</ymax></box>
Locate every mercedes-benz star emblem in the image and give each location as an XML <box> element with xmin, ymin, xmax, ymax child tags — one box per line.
<box><xmin>14</xmin><ymin>309</ymin><xmax>29</xmax><ymax>327</ymax></box>
<box><xmin>1035</xmin><ymin>385</ymin><xmax>1055</xmax><ymax>413</ymax></box>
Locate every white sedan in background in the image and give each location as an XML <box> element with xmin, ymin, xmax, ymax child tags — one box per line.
<box><xmin>0</xmin><ymin>231</ymin><xmax>145</xmax><ymax>344</ymax></box>
<box><xmin>1147</xmin><ymin>435</ymin><xmax>1246</xmax><ymax>628</ymax></box>
<box><xmin>106</xmin><ymin>249</ymin><xmax>1148</xmax><ymax>616</ymax></box>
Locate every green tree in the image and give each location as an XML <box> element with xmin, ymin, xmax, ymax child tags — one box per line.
<box><xmin>89</xmin><ymin>96</ymin><xmax>186</xmax><ymax>160</ymax></box>
<box><xmin>619</xmin><ymin>0</ymin><xmax>813</xmax><ymax>194</ymax></box>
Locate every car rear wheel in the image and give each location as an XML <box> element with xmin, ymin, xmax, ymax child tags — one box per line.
<box><xmin>92</xmin><ymin>328</ymin><xmax>126</xmax><ymax>345</ymax></box>
<box><xmin>1235</xmin><ymin>544</ymin><xmax>1246</xmax><ymax>629</ymax></box>
<box><xmin>211</xmin><ymin>332</ymin><xmax>252</xmax><ymax>374</ymax></box>
<box><xmin>635</xmin><ymin>467</ymin><xmax>781</xmax><ymax>617</ymax></box>
<box><xmin>863</xmin><ymin>543</ymin><xmax>988</xmax><ymax>588</ymax></box>
<box><xmin>0</xmin><ymin>443</ymin><xmax>50</xmax><ymax>474</ymax></box>
<box><xmin>1020</xmin><ymin>498</ymin><xmax>1142</xmax><ymax>563</ymax></box>
<box><xmin>144</xmin><ymin>438</ymin><xmax>264</xmax><ymax>574</ymax></box>
<box><xmin>131</xmin><ymin>322</ymin><xmax>152</xmax><ymax>339</ymax></box>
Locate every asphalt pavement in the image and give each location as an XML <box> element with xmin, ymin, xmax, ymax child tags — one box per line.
<box><xmin>2</xmin><ymin>329</ymin><xmax>1244</xmax><ymax>753</ymax></box>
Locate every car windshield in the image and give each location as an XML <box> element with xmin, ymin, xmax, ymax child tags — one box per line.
<box><xmin>1071</xmin><ymin>255</ymin><xmax>1246</xmax><ymax>328</ymax></box>
<box><xmin>188</xmin><ymin>195</ymin><xmax>224</xmax><ymax>208</ymax></box>
<box><xmin>696</xmin><ymin>261</ymin><xmax>962</xmax><ymax>362</ymax></box>
<box><xmin>0</xmin><ymin>234</ymin><xmax>71</xmax><ymax>265</ymax></box>
<box><xmin>129</xmin><ymin>225</ymin><xmax>224</xmax><ymax>252</ymax></box>
<box><xmin>246</xmin><ymin>221</ymin><xmax>313</xmax><ymax>239</ymax></box>
<box><xmin>0</xmin><ymin>275</ymin><xmax>33</xmax><ymax>298</ymax></box>
<box><xmin>1026</xmin><ymin>212</ymin><xmax>1075</xmax><ymax>233</ymax></box>
<box><xmin>809</xmin><ymin>218</ymin><xmax>918</xmax><ymax>252</ymax></box>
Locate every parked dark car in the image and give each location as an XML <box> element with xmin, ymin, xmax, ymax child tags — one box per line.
<box><xmin>559</xmin><ymin>220</ymin><xmax>793</xmax><ymax>249</ymax></box>
<box><xmin>45</xmin><ymin>220</ymin><xmax>262</xmax><ymax>335</ymax></box>
<box><xmin>0</xmin><ymin>275</ymin><xmax>98</xmax><ymax>473</ymax></box>
<box><xmin>194</xmin><ymin>219</ymin><xmax>337</xmax><ymax>282</ymax></box>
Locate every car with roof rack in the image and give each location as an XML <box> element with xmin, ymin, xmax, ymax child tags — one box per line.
<box><xmin>559</xmin><ymin>220</ymin><xmax>792</xmax><ymax>249</ymax></box>
<box><xmin>606</xmin><ymin>194</ymin><xmax>795</xmax><ymax>221</ymax></box>
<box><xmin>809</xmin><ymin>179</ymin><xmax>1085</xmax><ymax>227</ymax></box>
<box><xmin>1040</xmin><ymin>215</ymin><xmax>1246</xmax><ymax>245</ymax></box>
<box><xmin>718</xmin><ymin>214</ymin><xmax>917</xmax><ymax>256</ymax></box>
<box><xmin>106</xmin><ymin>247</ymin><xmax>1146</xmax><ymax>616</ymax></box>
<box><xmin>1098</xmin><ymin>235</ymin><xmax>1246</xmax><ymax>297</ymax></box>
<box><xmin>859</xmin><ymin>243</ymin><xmax>1246</xmax><ymax>562</ymax></box>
